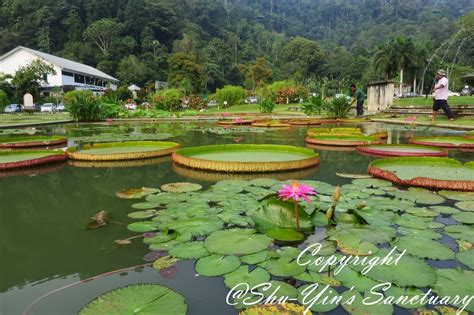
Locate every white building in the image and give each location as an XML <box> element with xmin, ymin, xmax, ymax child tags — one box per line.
<box><xmin>0</xmin><ymin>46</ymin><xmax>118</xmax><ymax>94</ymax></box>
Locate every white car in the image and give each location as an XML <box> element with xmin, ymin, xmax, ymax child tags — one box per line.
<box><xmin>448</xmin><ymin>90</ymin><xmax>460</xmax><ymax>97</ymax></box>
<box><xmin>40</xmin><ymin>103</ymin><xmax>56</xmax><ymax>112</ymax></box>
<box><xmin>56</xmin><ymin>103</ymin><xmax>65</xmax><ymax>112</ymax></box>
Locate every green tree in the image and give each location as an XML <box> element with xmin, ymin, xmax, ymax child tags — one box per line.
<box><xmin>167</xmin><ymin>52</ymin><xmax>205</xmax><ymax>93</ymax></box>
<box><xmin>0</xmin><ymin>89</ymin><xmax>8</xmax><ymax>111</ymax></box>
<box><xmin>281</xmin><ymin>37</ymin><xmax>325</xmax><ymax>82</ymax></box>
<box><xmin>83</xmin><ymin>19</ymin><xmax>122</xmax><ymax>57</ymax></box>
<box><xmin>243</xmin><ymin>57</ymin><xmax>273</xmax><ymax>92</ymax></box>
<box><xmin>116</xmin><ymin>55</ymin><xmax>151</xmax><ymax>85</ymax></box>
<box><xmin>215</xmin><ymin>85</ymin><xmax>246</xmax><ymax>107</ymax></box>
<box><xmin>373</xmin><ymin>43</ymin><xmax>397</xmax><ymax>80</ymax></box>
<box><xmin>11</xmin><ymin>59</ymin><xmax>56</xmax><ymax>101</ymax></box>
<box><xmin>392</xmin><ymin>37</ymin><xmax>417</xmax><ymax>96</ymax></box>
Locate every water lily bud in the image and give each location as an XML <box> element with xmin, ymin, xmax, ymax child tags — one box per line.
<box><xmin>332</xmin><ymin>186</ymin><xmax>341</xmax><ymax>203</ymax></box>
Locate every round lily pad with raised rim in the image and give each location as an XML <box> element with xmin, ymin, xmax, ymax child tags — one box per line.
<box><xmin>409</xmin><ymin>136</ymin><xmax>474</xmax><ymax>149</ymax></box>
<box><xmin>217</xmin><ymin>119</ymin><xmax>254</xmax><ymax>125</ymax></box>
<box><xmin>306</xmin><ymin>127</ymin><xmax>362</xmax><ymax>137</ymax></box>
<box><xmin>0</xmin><ymin>150</ymin><xmax>67</xmax><ymax>170</ymax></box>
<box><xmin>286</xmin><ymin>119</ymin><xmax>322</xmax><ymax>126</ymax></box>
<box><xmin>305</xmin><ymin>134</ymin><xmax>381</xmax><ymax>146</ymax></box>
<box><xmin>357</xmin><ymin>144</ymin><xmax>448</xmax><ymax>157</ymax></box>
<box><xmin>370</xmin><ymin>130</ymin><xmax>389</xmax><ymax>139</ymax></box>
<box><xmin>66</xmin><ymin>141</ymin><xmax>180</xmax><ymax>161</ymax></box>
<box><xmin>0</xmin><ymin>135</ymin><xmax>67</xmax><ymax>148</ymax></box>
<box><xmin>172</xmin><ymin>144</ymin><xmax>320</xmax><ymax>172</ymax></box>
<box><xmin>368</xmin><ymin>157</ymin><xmax>474</xmax><ymax>191</ymax></box>
<box><xmin>251</xmin><ymin>121</ymin><xmax>291</xmax><ymax>128</ymax></box>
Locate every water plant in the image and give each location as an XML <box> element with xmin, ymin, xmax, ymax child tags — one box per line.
<box><xmin>278</xmin><ymin>181</ymin><xmax>316</xmax><ymax>231</ymax></box>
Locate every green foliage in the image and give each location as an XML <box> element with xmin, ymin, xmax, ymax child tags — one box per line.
<box><xmin>258</xmin><ymin>99</ymin><xmax>275</xmax><ymax>113</ymax></box>
<box><xmin>152</xmin><ymin>88</ymin><xmax>184</xmax><ymax>111</ymax></box>
<box><xmin>302</xmin><ymin>96</ymin><xmax>326</xmax><ymax>115</ymax></box>
<box><xmin>167</xmin><ymin>53</ymin><xmax>205</xmax><ymax>93</ymax></box>
<box><xmin>83</xmin><ymin>19</ymin><xmax>122</xmax><ymax>57</ymax></box>
<box><xmin>258</xmin><ymin>80</ymin><xmax>308</xmax><ymax>104</ymax></box>
<box><xmin>116</xmin><ymin>55</ymin><xmax>151</xmax><ymax>85</ymax></box>
<box><xmin>0</xmin><ymin>89</ymin><xmax>8</xmax><ymax>111</ymax></box>
<box><xmin>326</xmin><ymin>96</ymin><xmax>352</xmax><ymax>118</ymax></box>
<box><xmin>11</xmin><ymin>59</ymin><xmax>56</xmax><ymax>101</ymax></box>
<box><xmin>215</xmin><ymin>85</ymin><xmax>246</xmax><ymax>107</ymax></box>
<box><xmin>99</xmin><ymin>102</ymin><xmax>123</xmax><ymax>119</ymax></box>
<box><xmin>64</xmin><ymin>90</ymin><xmax>101</xmax><ymax>122</ymax></box>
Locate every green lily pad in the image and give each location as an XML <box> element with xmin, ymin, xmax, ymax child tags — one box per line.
<box><xmin>337</xmin><ymin>234</ymin><xmax>378</xmax><ymax>256</ymax></box>
<box><xmin>264</xmin><ymin>256</ymin><xmax>305</xmax><ymax>277</ymax></box>
<box><xmin>341</xmin><ymin>290</ymin><xmax>393</xmax><ymax>315</ymax></box>
<box><xmin>352</xmin><ymin>178</ymin><xmax>392</xmax><ymax>188</ymax></box>
<box><xmin>131</xmin><ymin>201</ymin><xmax>161</xmax><ymax>210</ymax></box>
<box><xmin>168</xmin><ymin>241</ymin><xmax>210</xmax><ymax>259</ymax></box>
<box><xmin>143</xmin><ymin>231</ymin><xmax>177</xmax><ymax>244</ymax></box>
<box><xmin>297</xmin><ymin>284</ymin><xmax>339</xmax><ymax>312</ymax></box>
<box><xmin>456</xmin><ymin>240</ymin><xmax>474</xmax><ymax>251</ymax></box>
<box><xmin>240</xmin><ymin>250</ymin><xmax>269</xmax><ymax>265</ymax></box>
<box><xmin>395</xmin><ymin>214</ymin><xmax>430</xmax><ymax>230</ymax></box>
<box><xmin>223</xmin><ymin>266</ymin><xmax>270</xmax><ymax>289</ymax></box>
<box><xmin>384</xmin><ymin>286</ymin><xmax>427</xmax><ymax>309</ymax></box>
<box><xmin>116</xmin><ymin>187</ymin><xmax>160</xmax><ymax>199</ymax></box>
<box><xmin>452</xmin><ymin>212</ymin><xmax>474</xmax><ymax>224</ymax></box>
<box><xmin>204</xmin><ymin>229</ymin><xmax>272</xmax><ymax>255</ymax></box>
<box><xmin>430</xmin><ymin>206</ymin><xmax>460</xmax><ymax>214</ymax></box>
<box><xmin>146</xmin><ymin>192</ymin><xmax>189</xmax><ymax>204</ymax></box>
<box><xmin>404</xmin><ymin>207</ymin><xmax>439</xmax><ymax>217</ymax></box>
<box><xmin>444</xmin><ymin>225</ymin><xmax>474</xmax><ymax>242</ymax></box>
<box><xmin>398</xmin><ymin>227</ymin><xmax>442</xmax><ymax>240</ymax></box>
<box><xmin>265</xmin><ymin>227</ymin><xmax>304</xmax><ymax>241</ymax></box>
<box><xmin>165</xmin><ymin>217</ymin><xmax>224</xmax><ymax>236</ymax></box>
<box><xmin>195</xmin><ymin>254</ymin><xmax>240</xmax><ymax>276</ymax></box>
<box><xmin>349</xmin><ymin>249</ymin><xmax>436</xmax><ymax>287</ymax></box>
<box><xmin>432</xmin><ymin>269</ymin><xmax>474</xmax><ymax>312</ymax></box>
<box><xmin>333</xmin><ymin>267</ymin><xmax>380</xmax><ymax>292</ymax></box>
<box><xmin>127</xmin><ymin>221</ymin><xmax>160</xmax><ymax>233</ymax></box>
<box><xmin>257</xmin><ymin>280</ymin><xmax>298</xmax><ymax>299</ymax></box>
<box><xmin>428</xmin><ymin>222</ymin><xmax>445</xmax><ymax>229</ymax></box>
<box><xmin>456</xmin><ymin>250</ymin><xmax>474</xmax><ymax>269</ymax></box>
<box><xmin>127</xmin><ymin>210</ymin><xmax>156</xmax><ymax>219</ymax></box>
<box><xmin>455</xmin><ymin>201</ymin><xmax>474</xmax><ymax>212</ymax></box>
<box><xmin>439</xmin><ymin>190</ymin><xmax>474</xmax><ymax>201</ymax></box>
<box><xmin>250</xmin><ymin>178</ymin><xmax>280</xmax><ymax>187</ymax></box>
<box><xmin>79</xmin><ymin>284</ymin><xmax>187</xmax><ymax>315</ymax></box>
<box><xmin>329</xmin><ymin>224</ymin><xmax>396</xmax><ymax>244</ymax></box>
<box><xmin>153</xmin><ymin>255</ymin><xmax>178</xmax><ymax>270</ymax></box>
<box><xmin>392</xmin><ymin>237</ymin><xmax>455</xmax><ymax>260</ymax></box>
<box><xmin>71</xmin><ymin>133</ymin><xmax>172</xmax><ymax>143</ymax></box>
<box><xmin>161</xmin><ymin>182</ymin><xmax>202</xmax><ymax>193</ymax></box>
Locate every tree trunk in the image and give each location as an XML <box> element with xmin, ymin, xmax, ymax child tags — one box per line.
<box><xmin>399</xmin><ymin>68</ymin><xmax>403</xmax><ymax>96</ymax></box>
<box><xmin>413</xmin><ymin>76</ymin><xmax>417</xmax><ymax>94</ymax></box>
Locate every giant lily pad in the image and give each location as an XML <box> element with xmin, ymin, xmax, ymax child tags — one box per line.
<box><xmin>368</xmin><ymin>157</ymin><xmax>474</xmax><ymax>191</ymax></box>
<box><xmin>409</xmin><ymin>136</ymin><xmax>474</xmax><ymax>148</ymax></box>
<box><xmin>79</xmin><ymin>284</ymin><xmax>187</xmax><ymax>315</ymax></box>
<box><xmin>305</xmin><ymin>134</ymin><xmax>380</xmax><ymax>146</ymax></box>
<box><xmin>223</xmin><ymin>266</ymin><xmax>270</xmax><ymax>289</ymax></box>
<box><xmin>71</xmin><ymin>133</ymin><xmax>172</xmax><ymax>143</ymax></box>
<box><xmin>357</xmin><ymin>144</ymin><xmax>448</xmax><ymax>157</ymax></box>
<box><xmin>67</xmin><ymin>141</ymin><xmax>180</xmax><ymax>161</ymax></box>
<box><xmin>116</xmin><ymin>187</ymin><xmax>160</xmax><ymax>199</ymax></box>
<box><xmin>195</xmin><ymin>254</ymin><xmax>240</xmax><ymax>276</ymax></box>
<box><xmin>204</xmin><ymin>229</ymin><xmax>272</xmax><ymax>255</ymax></box>
<box><xmin>432</xmin><ymin>269</ymin><xmax>474</xmax><ymax>312</ymax></box>
<box><xmin>172</xmin><ymin>144</ymin><xmax>320</xmax><ymax>172</ymax></box>
<box><xmin>392</xmin><ymin>236</ymin><xmax>455</xmax><ymax>260</ymax></box>
<box><xmin>0</xmin><ymin>135</ymin><xmax>67</xmax><ymax>148</ymax></box>
<box><xmin>0</xmin><ymin>150</ymin><xmax>67</xmax><ymax>170</ymax></box>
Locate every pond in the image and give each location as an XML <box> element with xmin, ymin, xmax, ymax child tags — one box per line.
<box><xmin>0</xmin><ymin>121</ymin><xmax>472</xmax><ymax>314</ymax></box>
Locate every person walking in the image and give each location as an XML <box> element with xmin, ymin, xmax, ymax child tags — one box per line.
<box><xmin>349</xmin><ymin>84</ymin><xmax>365</xmax><ymax>116</ymax></box>
<box><xmin>432</xmin><ymin>69</ymin><xmax>455</xmax><ymax>121</ymax></box>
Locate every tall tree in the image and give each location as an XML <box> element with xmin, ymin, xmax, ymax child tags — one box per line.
<box><xmin>83</xmin><ymin>19</ymin><xmax>122</xmax><ymax>57</ymax></box>
<box><xmin>167</xmin><ymin>52</ymin><xmax>205</xmax><ymax>93</ymax></box>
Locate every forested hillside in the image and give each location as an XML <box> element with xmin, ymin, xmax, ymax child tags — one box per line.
<box><xmin>1</xmin><ymin>0</ymin><xmax>473</xmax><ymax>92</ymax></box>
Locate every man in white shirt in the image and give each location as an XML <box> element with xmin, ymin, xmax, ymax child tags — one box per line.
<box><xmin>432</xmin><ymin>69</ymin><xmax>455</xmax><ymax>121</ymax></box>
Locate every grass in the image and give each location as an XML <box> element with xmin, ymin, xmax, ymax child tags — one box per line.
<box><xmin>394</xmin><ymin>96</ymin><xmax>474</xmax><ymax>107</ymax></box>
<box><xmin>0</xmin><ymin>113</ymin><xmax>72</xmax><ymax>127</ymax></box>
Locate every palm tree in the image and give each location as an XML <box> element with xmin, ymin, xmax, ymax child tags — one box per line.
<box><xmin>373</xmin><ymin>43</ymin><xmax>397</xmax><ymax>80</ymax></box>
<box><xmin>391</xmin><ymin>37</ymin><xmax>417</xmax><ymax>96</ymax></box>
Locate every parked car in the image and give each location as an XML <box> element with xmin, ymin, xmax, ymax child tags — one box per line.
<box><xmin>246</xmin><ymin>96</ymin><xmax>258</xmax><ymax>104</ymax></box>
<box><xmin>461</xmin><ymin>86</ymin><xmax>472</xmax><ymax>96</ymax></box>
<box><xmin>4</xmin><ymin>104</ymin><xmax>22</xmax><ymax>113</ymax></box>
<box><xmin>448</xmin><ymin>90</ymin><xmax>460</xmax><ymax>97</ymax></box>
<box><xmin>208</xmin><ymin>100</ymin><xmax>218</xmax><ymax>107</ymax></box>
<box><xmin>56</xmin><ymin>103</ymin><xmax>65</xmax><ymax>112</ymax></box>
<box><xmin>124</xmin><ymin>102</ymin><xmax>137</xmax><ymax>110</ymax></box>
<box><xmin>40</xmin><ymin>103</ymin><xmax>57</xmax><ymax>112</ymax></box>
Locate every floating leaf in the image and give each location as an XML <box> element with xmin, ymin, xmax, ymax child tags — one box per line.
<box><xmin>337</xmin><ymin>234</ymin><xmax>378</xmax><ymax>256</ymax></box>
<box><xmin>240</xmin><ymin>250</ymin><xmax>268</xmax><ymax>265</ymax></box>
<box><xmin>195</xmin><ymin>254</ymin><xmax>240</xmax><ymax>276</ymax></box>
<box><xmin>444</xmin><ymin>225</ymin><xmax>474</xmax><ymax>242</ymax></box>
<box><xmin>336</xmin><ymin>173</ymin><xmax>372</xmax><ymax>179</ymax></box>
<box><xmin>384</xmin><ymin>286</ymin><xmax>427</xmax><ymax>309</ymax></box>
<box><xmin>456</xmin><ymin>250</ymin><xmax>474</xmax><ymax>269</ymax></box>
<box><xmin>165</xmin><ymin>217</ymin><xmax>224</xmax><ymax>236</ymax></box>
<box><xmin>333</xmin><ymin>267</ymin><xmax>380</xmax><ymax>292</ymax></box>
<box><xmin>143</xmin><ymin>231</ymin><xmax>177</xmax><ymax>244</ymax></box>
<box><xmin>398</xmin><ymin>227</ymin><xmax>442</xmax><ymax>240</ymax></box>
<box><xmin>239</xmin><ymin>303</ymin><xmax>308</xmax><ymax>315</ymax></box>
<box><xmin>257</xmin><ymin>280</ymin><xmax>298</xmax><ymax>299</ymax></box>
<box><xmin>264</xmin><ymin>256</ymin><xmax>305</xmax><ymax>277</ymax></box>
<box><xmin>297</xmin><ymin>284</ymin><xmax>339</xmax><ymax>312</ymax></box>
<box><xmin>161</xmin><ymin>182</ymin><xmax>202</xmax><ymax>193</ymax></box>
<box><xmin>266</xmin><ymin>228</ymin><xmax>304</xmax><ymax>241</ymax></box>
<box><xmin>143</xmin><ymin>251</ymin><xmax>167</xmax><ymax>262</ymax></box>
<box><xmin>404</xmin><ymin>207</ymin><xmax>439</xmax><ymax>217</ymax></box>
<box><xmin>128</xmin><ymin>210</ymin><xmax>156</xmax><ymax>219</ymax></box>
<box><xmin>432</xmin><ymin>269</ymin><xmax>474</xmax><ymax>312</ymax></box>
<box><xmin>352</xmin><ymin>178</ymin><xmax>392</xmax><ymax>188</ymax></box>
<box><xmin>392</xmin><ymin>236</ymin><xmax>455</xmax><ymax>260</ymax></box>
<box><xmin>204</xmin><ymin>229</ymin><xmax>272</xmax><ymax>255</ymax></box>
<box><xmin>439</xmin><ymin>190</ymin><xmax>474</xmax><ymax>201</ymax></box>
<box><xmin>79</xmin><ymin>284</ymin><xmax>187</xmax><ymax>315</ymax></box>
<box><xmin>434</xmin><ymin>306</ymin><xmax>469</xmax><ymax>315</ymax></box>
<box><xmin>341</xmin><ymin>290</ymin><xmax>393</xmax><ymax>315</ymax></box>
<box><xmin>127</xmin><ymin>221</ymin><xmax>160</xmax><ymax>233</ymax></box>
<box><xmin>455</xmin><ymin>201</ymin><xmax>474</xmax><ymax>212</ymax></box>
<box><xmin>452</xmin><ymin>212</ymin><xmax>474</xmax><ymax>224</ymax></box>
<box><xmin>249</xmin><ymin>178</ymin><xmax>280</xmax><ymax>187</ymax></box>
<box><xmin>223</xmin><ymin>266</ymin><xmax>270</xmax><ymax>289</ymax></box>
<box><xmin>116</xmin><ymin>187</ymin><xmax>160</xmax><ymax>199</ymax></box>
<box><xmin>430</xmin><ymin>206</ymin><xmax>460</xmax><ymax>214</ymax></box>
<box><xmin>153</xmin><ymin>255</ymin><xmax>178</xmax><ymax>270</ymax></box>
<box><xmin>168</xmin><ymin>241</ymin><xmax>209</xmax><ymax>259</ymax></box>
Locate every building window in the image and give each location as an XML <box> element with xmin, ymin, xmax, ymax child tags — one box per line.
<box><xmin>74</xmin><ymin>74</ymin><xmax>85</xmax><ymax>84</ymax></box>
<box><xmin>86</xmin><ymin>76</ymin><xmax>95</xmax><ymax>85</ymax></box>
<box><xmin>62</xmin><ymin>71</ymin><xmax>74</xmax><ymax>77</ymax></box>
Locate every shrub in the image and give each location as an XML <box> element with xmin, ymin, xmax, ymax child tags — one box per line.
<box><xmin>187</xmin><ymin>97</ymin><xmax>208</xmax><ymax>110</ymax></box>
<box><xmin>257</xmin><ymin>80</ymin><xmax>308</xmax><ymax>104</ymax></box>
<box><xmin>99</xmin><ymin>102</ymin><xmax>123</xmax><ymax>119</ymax></box>
<box><xmin>64</xmin><ymin>90</ymin><xmax>101</xmax><ymax>121</ymax></box>
<box><xmin>302</xmin><ymin>96</ymin><xmax>326</xmax><ymax>115</ymax></box>
<box><xmin>326</xmin><ymin>96</ymin><xmax>351</xmax><ymax>118</ymax></box>
<box><xmin>152</xmin><ymin>88</ymin><xmax>184</xmax><ymax>111</ymax></box>
<box><xmin>215</xmin><ymin>85</ymin><xmax>246</xmax><ymax>107</ymax></box>
<box><xmin>259</xmin><ymin>99</ymin><xmax>275</xmax><ymax>113</ymax></box>
<box><xmin>0</xmin><ymin>89</ymin><xmax>8</xmax><ymax>111</ymax></box>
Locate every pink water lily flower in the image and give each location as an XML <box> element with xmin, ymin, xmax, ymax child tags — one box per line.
<box><xmin>278</xmin><ymin>182</ymin><xmax>316</xmax><ymax>231</ymax></box>
<box><xmin>278</xmin><ymin>181</ymin><xmax>316</xmax><ymax>202</ymax></box>
<box><xmin>405</xmin><ymin>116</ymin><xmax>416</xmax><ymax>122</ymax></box>
<box><xmin>222</xmin><ymin>112</ymin><xmax>230</xmax><ymax>117</ymax></box>
<box><xmin>234</xmin><ymin>117</ymin><xmax>243</xmax><ymax>124</ymax></box>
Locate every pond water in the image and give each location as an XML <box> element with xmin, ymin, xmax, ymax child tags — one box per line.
<box><xmin>0</xmin><ymin>121</ymin><xmax>472</xmax><ymax>315</ymax></box>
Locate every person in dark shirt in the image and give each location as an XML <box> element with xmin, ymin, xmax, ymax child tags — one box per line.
<box><xmin>349</xmin><ymin>84</ymin><xmax>365</xmax><ymax>116</ymax></box>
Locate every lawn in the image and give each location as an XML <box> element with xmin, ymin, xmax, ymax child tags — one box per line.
<box><xmin>373</xmin><ymin>114</ymin><xmax>474</xmax><ymax>128</ymax></box>
<box><xmin>0</xmin><ymin>113</ymin><xmax>72</xmax><ymax>127</ymax></box>
<box><xmin>393</xmin><ymin>96</ymin><xmax>474</xmax><ymax>107</ymax></box>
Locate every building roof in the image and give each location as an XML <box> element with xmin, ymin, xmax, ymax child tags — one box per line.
<box><xmin>0</xmin><ymin>46</ymin><xmax>118</xmax><ymax>82</ymax></box>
